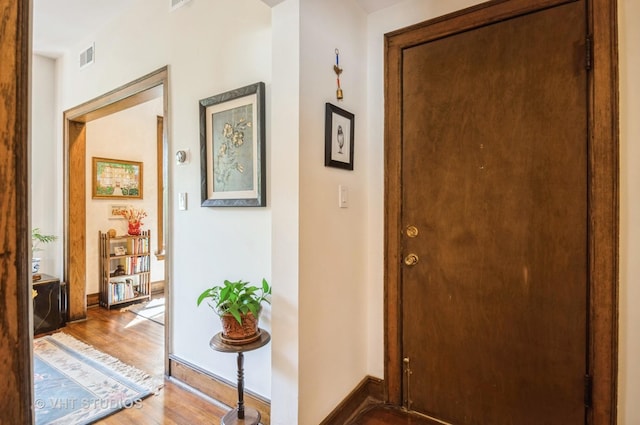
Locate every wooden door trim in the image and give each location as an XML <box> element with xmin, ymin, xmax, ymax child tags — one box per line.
<box><xmin>587</xmin><ymin>0</ymin><xmax>619</xmax><ymax>423</ymax></box>
<box><xmin>64</xmin><ymin>67</ymin><xmax>169</xmax><ymax>323</ymax></box>
<box><xmin>385</xmin><ymin>0</ymin><xmax>578</xmax><ymax>50</ymax></box>
<box><xmin>66</xmin><ymin>120</ymin><xmax>87</xmax><ymax>321</ymax></box>
<box><xmin>64</xmin><ymin>70</ymin><xmax>165</xmax><ymax>122</ymax></box>
<box><xmin>0</xmin><ymin>0</ymin><xmax>33</xmax><ymax>422</ymax></box>
<box><xmin>156</xmin><ymin>116</ymin><xmax>165</xmax><ymax>260</ymax></box>
<box><xmin>383</xmin><ymin>0</ymin><xmax>619</xmax><ymax>422</ymax></box>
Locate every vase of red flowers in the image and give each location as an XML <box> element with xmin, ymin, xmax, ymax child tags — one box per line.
<box><xmin>122</xmin><ymin>207</ymin><xmax>147</xmax><ymax>236</ymax></box>
<box><xmin>127</xmin><ymin>221</ymin><xmax>141</xmax><ymax>235</ymax></box>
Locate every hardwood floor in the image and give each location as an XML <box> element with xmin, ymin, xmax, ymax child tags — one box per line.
<box><xmin>37</xmin><ymin>297</ymin><xmax>228</xmax><ymax>424</ymax></box>
<box><xmin>349</xmin><ymin>405</ymin><xmax>445</xmax><ymax>425</ymax></box>
<box><xmin>42</xmin><ymin>301</ymin><xmax>444</xmax><ymax>425</ymax></box>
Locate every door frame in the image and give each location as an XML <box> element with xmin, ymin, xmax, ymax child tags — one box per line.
<box><xmin>383</xmin><ymin>0</ymin><xmax>619</xmax><ymax>423</ymax></box>
<box><xmin>63</xmin><ymin>67</ymin><xmax>171</xmax><ymax>373</ymax></box>
<box><xmin>0</xmin><ymin>0</ymin><xmax>32</xmax><ymax>422</ymax></box>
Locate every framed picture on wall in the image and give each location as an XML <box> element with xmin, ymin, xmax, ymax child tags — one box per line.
<box><xmin>108</xmin><ymin>204</ymin><xmax>128</xmax><ymax>219</ymax></box>
<box><xmin>324</xmin><ymin>103</ymin><xmax>355</xmax><ymax>170</ymax></box>
<box><xmin>199</xmin><ymin>82</ymin><xmax>266</xmax><ymax>207</ymax></box>
<box><xmin>92</xmin><ymin>157</ymin><xmax>143</xmax><ymax>199</ymax></box>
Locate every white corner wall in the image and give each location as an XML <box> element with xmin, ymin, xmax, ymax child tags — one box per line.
<box><xmin>56</xmin><ymin>0</ymin><xmax>274</xmax><ymax>398</ymax></box>
<box><xmin>618</xmin><ymin>0</ymin><xmax>639</xmax><ymax>423</ymax></box>
<box><xmin>297</xmin><ymin>0</ymin><xmax>369</xmax><ymax>423</ymax></box>
<box><xmin>269</xmin><ymin>1</ymin><xmax>301</xmax><ymax>423</ymax></box>
<box><xmin>31</xmin><ymin>54</ymin><xmax>62</xmax><ymax>278</ymax></box>
<box><xmin>85</xmin><ymin>98</ymin><xmax>164</xmax><ymax>295</ymax></box>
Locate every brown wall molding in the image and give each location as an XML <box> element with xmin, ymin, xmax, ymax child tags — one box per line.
<box><xmin>320</xmin><ymin>376</ymin><xmax>385</xmax><ymax>425</ymax></box>
<box><xmin>86</xmin><ymin>293</ymin><xmax>100</xmax><ymax>307</ymax></box>
<box><xmin>169</xmin><ymin>355</ymin><xmax>271</xmax><ymax>424</ymax></box>
<box><xmin>151</xmin><ymin>280</ymin><xmax>165</xmax><ymax>294</ymax></box>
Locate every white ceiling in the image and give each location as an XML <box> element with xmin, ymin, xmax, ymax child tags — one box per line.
<box><xmin>33</xmin><ymin>0</ymin><xmax>134</xmax><ymax>57</ymax></box>
<box><xmin>32</xmin><ymin>0</ymin><xmax>405</xmax><ymax>58</ymax></box>
<box><xmin>357</xmin><ymin>0</ymin><xmax>406</xmax><ymax>13</ymax></box>
<box><xmin>260</xmin><ymin>0</ymin><xmax>404</xmax><ymax>12</ymax></box>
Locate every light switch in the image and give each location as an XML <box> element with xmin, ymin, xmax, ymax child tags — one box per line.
<box><xmin>178</xmin><ymin>192</ymin><xmax>187</xmax><ymax>210</ymax></box>
<box><xmin>339</xmin><ymin>185</ymin><xmax>348</xmax><ymax>208</ymax></box>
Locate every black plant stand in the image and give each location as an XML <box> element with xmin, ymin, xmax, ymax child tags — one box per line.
<box><xmin>210</xmin><ymin>329</ymin><xmax>271</xmax><ymax>425</ymax></box>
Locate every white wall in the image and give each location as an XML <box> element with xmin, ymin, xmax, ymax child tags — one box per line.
<box><xmin>618</xmin><ymin>0</ymin><xmax>639</xmax><ymax>423</ymax></box>
<box><xmin>269</xmin><ymin>1</ymin><xmax>301</xmax><ymax>424</ymax></box>
<box><xmin>85</xmin><ymin>98</ymin><xmax>164</xmax><ymax>295</ymax></box>
<box><xmin>31</xmin><ymin>54</ymin><xmax>62</xmax><ymax>278</ymax></box>
<box><xmin>55</xmin><ymin>0</ymin><xmax>274</xmax><ymax>398</ymax></box>
<box><xmin>296</xmin><ymin>0</ymin><xmax>369</xmax><ymax>423</ymax></box>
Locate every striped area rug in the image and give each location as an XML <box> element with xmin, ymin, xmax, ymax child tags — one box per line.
<box><xmin>34</xmin><ymin>333</ymin><xmax>161</xmax><ymax>425</ymax></box>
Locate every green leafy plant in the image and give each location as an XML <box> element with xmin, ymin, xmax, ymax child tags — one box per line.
<box><xmin>32</xmin><ymin>228</ymin><xmax>57</xmax><ymax>253</ymax></box>
<box><xmin>197</xmin><ymin>278</ymin><xmax>271</xmax><ymax>325</ymax></box>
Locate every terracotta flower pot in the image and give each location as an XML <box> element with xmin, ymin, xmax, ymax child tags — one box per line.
<box><xmin>220</xmin><ymin>312</ymin><xmax>260</xmax><ymax>345</ymax></box>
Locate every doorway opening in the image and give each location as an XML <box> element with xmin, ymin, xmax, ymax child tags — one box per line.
<box><xmin>63</xmin><ymin>67</ymin><xmax>170</xmax><ymax>373</ymax></box>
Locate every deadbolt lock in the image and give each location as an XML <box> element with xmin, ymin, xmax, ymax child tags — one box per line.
<box><xmin>404</xmin><ymin>253</ymin><xmax>419</xmax><ymax>266</ymax></box>
<box><xmin>406</xmin><ymin>225</ymin><xmax>419</xmax><ymax>238</ymax></box>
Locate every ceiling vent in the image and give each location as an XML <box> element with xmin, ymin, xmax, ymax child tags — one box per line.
<box><xmin>170</xmin><ymin>0</ymin><xmax>192</xmax><ymax>11</ymax></box>
<box><xmin>79</xmin><ymin>43</ymin><xmax>95</xmax><ymax>69</ymax></box>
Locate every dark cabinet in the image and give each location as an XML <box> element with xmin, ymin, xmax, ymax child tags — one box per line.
<box><xmin>33</xmin><ymin>274</ymin><xmax>66</xmax><ymax>335</ymax></box>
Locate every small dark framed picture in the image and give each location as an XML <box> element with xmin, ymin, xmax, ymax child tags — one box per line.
<box><xmin>325</xmin><ymin>103</ymin><xmax>355</xmax><ymax>170</ymax></box>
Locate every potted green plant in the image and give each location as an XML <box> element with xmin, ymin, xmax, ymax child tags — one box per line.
<box><xmin>32</xmin><ymin>228</ymin><xmax>57</xmax><ymax>277</ymax></box>
<box><xmin>197</xmin><ymin>278</ymin><xmax>271</xmax><ymax>344</ymax></box>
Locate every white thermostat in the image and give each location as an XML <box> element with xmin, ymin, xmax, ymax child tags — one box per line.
<box><xmin>176</xmin><ymin>149</ymin><xmax>190</xmax><ymax>165</ymax></box>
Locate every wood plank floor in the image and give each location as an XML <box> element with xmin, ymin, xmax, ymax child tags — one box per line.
<box><xmin>349</xmin><ymin>405</ymin><xmax>445</xmax><ymax>425</ymax></box>
<box><xmin>37</xmin><ymin>297</ymin><xmax>228</xmax><ymax>424</ymax></box>
<box><xmin>40</xmin><ymin>299</ymin><xmax>439</xmax><ymax>425</ymax></box>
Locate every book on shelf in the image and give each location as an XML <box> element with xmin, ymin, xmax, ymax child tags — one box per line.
<box><xmin>110</xmin><ymin>278</ymin><xmax>136</xmax><ymax>303</ymax></box>
<box><xmin>122</xmin><ymin>255</ymin><xmax>149</xmax><ymax>275</ymax></box>
<box><xmin>126</xmin><ymin>236</ymin><xmax>149</xmax><ymax>255</ymax></box>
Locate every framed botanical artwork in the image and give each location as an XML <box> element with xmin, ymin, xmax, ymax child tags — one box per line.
<box><xmin>92</xmin><ymin>157</ymin><xmax>143</xmax><ymax>199</ymax></box>
<box><xmin>108</xmin><ymin>204</ymin><xmax>128</xmax><ymax>219</ymax></box>
<box><xmin>200</xmin><ymin>82</ymin><xmax>266</xmax><ymax>207</ymax></box>
<box><xmin>325</xmin><ymin>103</ymin><xmax>355</xmax><ymax>170</ymax></box>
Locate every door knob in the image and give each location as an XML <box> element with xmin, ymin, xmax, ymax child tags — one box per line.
<box><xmin>406</xmin><ymin>225</ymin><xmax>419</xmax><ymax>238</ymax></box>
<box><xmin>404</xmin><ymin>253</ymin><xmax>419</xmax><ymax>266</ymax></box>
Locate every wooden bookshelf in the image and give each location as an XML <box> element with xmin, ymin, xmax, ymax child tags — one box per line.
<box><xmin>99</xmin><ymin>230</ymin><xmax>151</xmax><ymax>308</ymax></box>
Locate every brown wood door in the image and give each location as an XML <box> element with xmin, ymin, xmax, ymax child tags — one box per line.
<box><xmin>400</xmin><ymin>2</ymin><xmax>588</xmax><ymax>424</ymax></box>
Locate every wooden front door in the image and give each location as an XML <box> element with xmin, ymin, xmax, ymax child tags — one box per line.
<box><xmin>389</xmin><ymin>1</ymin><xmax>590</xmax><ymax>424</ymax></box>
